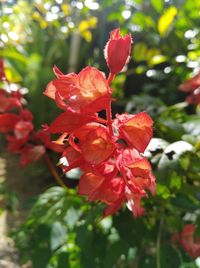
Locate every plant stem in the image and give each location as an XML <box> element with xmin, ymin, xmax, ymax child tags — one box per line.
<box><xmin>106</xmin><ymin>72</ymin><xmax>115</xmax><ymax>136</ymax></box>
<box><xmin>44</xmin><ymin>153</ymin><xmax>69</xmax><ymax>192</ymax></box>
<box><xmin>106</xmin><ymin>100</ymin><xmax>114</xmax><ymax>137</ymax></box>
<box><xmin>107</xmin><ymin>73</ymin><xmax>115</xmax><ymax>85</ymax></box>
<box><xmin>156</xmin><ymin>216</ymin><xmax>164</xmax><ymax>268</ymax></box>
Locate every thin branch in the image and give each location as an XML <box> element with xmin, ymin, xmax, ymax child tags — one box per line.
<box><xmin>44</xmin><ymin>153</ymin><xmax>69</xmax><ymax>192</ymax></box>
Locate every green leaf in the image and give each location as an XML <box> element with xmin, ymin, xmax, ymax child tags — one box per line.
<box><xmin>64</xmin><ymin>207</ymin><xmax>82</xmax><ymax>229</ymax></box>
<box><xmin>156</xmin><ymin>184</ymin><xmax>171</xmax><ymax>199</ymax></box>
<box><xmin>50</xmin><ymin>222</ymin><xmax>67</xmax><ymax>251</ymax></box>
<box><xmin>0</xmin><ymin>49</ymin><xmax>28</xmax><ymax>64</ymax></box>
<box><xmin>169</xmin><ymin>172</ymin><xmax>182</xmax><ymax>190</ymax></box>
<box><xmin>158</xmin><ymin>6</ymin><xmax>178</xmax><ymax>36</ymax></box>
<box><xmin>183</xmin><ymin>117</ymin><xmax>200</xmax><ymax>137</ymax></box>
<box><xmin>57</xmin><ymin>252</ymin><xmax>69</xmax><ymax>268</ymax></box>
<box><xmin>151</xmin><ymin>0</ymin><xmax>163</xmax><ymax>12</ymax></box>
<box><xmin>103</xmin><ymin>240</ymin><xmax>129</xmax><ymax>268</ymax></box>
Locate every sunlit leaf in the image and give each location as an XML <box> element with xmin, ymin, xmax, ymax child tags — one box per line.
<box><xmin>61</xmin><ymin>3</ymin><xmax>70</xmax><ymax>15</ymax></box>
<box><xmin>149</xmin><ymin>54</ymin><xmax>168</xmax><ymax>66</ymax></box>
<box><xmin>158</xmin><ymin>6</ymin><xmax>178</xmax><ymax>36</ymax></box>
<box><xmin>78</xmin><ymin>17</ymin><xmax>97</xmax><ymax>33</ymax></box>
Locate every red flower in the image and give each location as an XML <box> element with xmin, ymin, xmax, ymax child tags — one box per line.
<box><xmin>14</xmin><ymin>120</ymin><xmax>33</xmax><ymax>139</ymax></box>
<box><xmin>104</xmin><ymin>28</ymin><xmax>132</xmax><ymax>75</ymax></box>
<box><xmin>115</xmin><ymin>112</ymin><xmax>153</xmax><ymax>153</ymax></box>
<box><xmin>179</xmin><ymin>71</ymin><xmax>200</xmax><ymax>105</ymax></box>
<box><xmin>43</xmin><ymin>28</ymin><xmax>155</xmax><ymax>218</ymax></box>
<box><xmin>0</xmin><ymin>114</ymin><xmax>20</xmax><ymax>132</ymax></box>
<box><xmin>117</xmin><ymin>149</ymin><xmax>155</xmax><ymax>195</ymax></box>
<box><xmin>172</xmin><ymin>224</ymin><xmax>200</xmax><ymax>259</ymax></box>
<box><xmin>70</xmin><ymin>123</ymin><xmax>115</xmax><ymax>165</ymax></box>
<box><xmin>78</xmin><ymin>147</ymin><xmax>154</xmax><ymax>217</ymax></box>
<box><xmin>0</xmin><ymin>90</ymin><xmax>22</xmax><ymax>112</ymax></box>
<box><xmin>78</xmin><ymin>172</ymin><xmax>125</xmax><ymax>217</ymax></box>
<box><xmin>44</xmin><ymin>66</ymin><xmax>111</xmax><ymax>113</ymax></box>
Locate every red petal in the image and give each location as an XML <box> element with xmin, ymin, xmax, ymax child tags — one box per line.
<box><xmin>179</xmin><ymin>72</ymin><xmax>200</xmax><ymax>92</ymax></box>
<box><xmin>62</xmin><ymin>146</ymin><xmax>83</xmax><ymax>172</ymax></box>
<box><xmin>89</xmin><ymin>177</ymin><xmax>125</xmax><ymax>205</ymax></box>
<box><xmin>53</xmin><ymin>65</ymin><xmax>64</xmax><ymax>78</ymax></box>
<box><xmin>119</xmin><ymin>112</ymin><xmax>153</xmax><ymax>153</ymax></box>
<box><xmin>0</xmin><ymin>114</ymin><xmax>19</xmax><ymax>132</ymax></box>
<box><xmin>125</xmin><ymin>190</ymin><xmax>145</xmax><ymax>218</ymax></box>
<box><xmin>0</xmin><ymin>95</ymin><xmax>22</xmax><ymax>112</ymax></box>
<box><xmin>78</xmin><ymin>172</ymin><xmax>105</xmax><ymax>196</ymax></box>
<box><xmin>74</xmin><ymin>123</ymin><xmax>115</xmax><ymax>165</ymax></box>
<box><xmin>44</xmin><ymin>81</ymin><xmax>57</xmax><ymax>100</ymax></box>
<box><xmin>79</xmin><ymin>66</ymin><xmax>109</xmax><ymax>97</ymax></box>
<box><xmin>20</xmin><ymin>109</ymin><xmax>33</xmax><ymax>121</ymax></box>
<box><xmin>14</xmin><ymin>120</ymin><xmax>33</xmax><ymax>139</ymax></box>
<box><xmin>48</xmin><ymin>111</ymin><xmax>97</xmax><ymax>134</ymax></box>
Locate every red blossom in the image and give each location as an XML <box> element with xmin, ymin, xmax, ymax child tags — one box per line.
<box><xmin>0</xmin><ymin>114</ymin><xmax>20</xmax><ymax>132</ymax></box>
<box><xmin>172</xmin><ymin>224</ymin><xmax>200</xmax><ymax>259</ymax></box>
<box><xmin>0</xmin><ymin>90</ymin><xmax>22</xmax><ymax>112</ymax></box>
<box><xmin>179</xmin><ymin>71</ymin><xmax>200</xmax><ymax>105</ymax></box>
<box><xmin>44</xmin><ymin>66</ymin><xmax>111</xmax><ymax>113</ymax></box>
<box><xmin>115</xmin><ymin>112</ymin><xmax>153</xmax><ymax>153</ymax></box>
<box><xmin>70</xmin><ymin>123</ymin><xmax>116</xmax><ymax>165</ymax></box>
<box><xmin>42</xmin><ymin>28</ymin><xmax>156</xmax><ymax>218</ymax></box>
<box><xmin>14</xmin><ymin>120</ymin><xmax>33</xmax><ymax>139</ymax></box>
<box><xmin>104</xmin><ymin>28</ymin><xmax>132</xmax><ymax>75</ymax></box>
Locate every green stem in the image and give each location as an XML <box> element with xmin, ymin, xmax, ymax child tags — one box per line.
<box><xmin>156</xmin><ymin>216</ymin><xmax>164</xmax><ymax>268</ymax></box>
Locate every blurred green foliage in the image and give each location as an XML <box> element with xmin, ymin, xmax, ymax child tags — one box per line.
<box><xmin>1</xmin><ymin>0</ymin><xmax>200</xmax><ymax>267</ymax></box>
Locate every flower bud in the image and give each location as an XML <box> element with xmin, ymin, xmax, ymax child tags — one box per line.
<box><xmin>104</xmin><ymin>28</ymin><xmax>132</xmax><ymax>75</ymax></box>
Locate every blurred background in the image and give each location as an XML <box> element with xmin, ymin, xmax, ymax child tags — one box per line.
<box><xmin>0</xmin><ymin>0</ymin><xmax>200</xmax><ymax>268</ymax></box>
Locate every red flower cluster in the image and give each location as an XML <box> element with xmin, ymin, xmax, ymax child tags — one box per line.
<box><xmin>172</xmin><ymin>224</ymin><xmax>200</xmax><ymax>259</ymax></box>
<box><xmin>44</xmin><ymin>28</ymin><xmax>156</xmax><ymax>217</ymax></box>
<box><xmin>179</xmin><ymin>71</ymin><xmax>200</xmax><ymax>105</ymax></box>
<box><xmin>0</xmin><ymin>60</ymin><xmax>63</xmax><ymax>166</ymax></box>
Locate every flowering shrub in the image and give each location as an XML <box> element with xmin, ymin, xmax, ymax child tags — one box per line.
<box><xmin>44</xmin><ymin>28</ymin><xmax>155</xmax><ymax>218</ymax></box>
